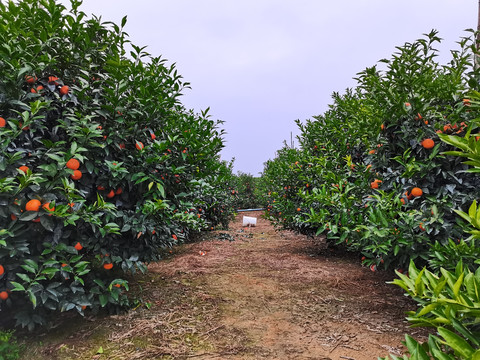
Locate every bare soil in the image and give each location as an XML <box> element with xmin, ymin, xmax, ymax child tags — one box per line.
<box><xmin>18</xmin><ymin>211</ymin><xmax>427</xmax><ymax>359</ymax></box>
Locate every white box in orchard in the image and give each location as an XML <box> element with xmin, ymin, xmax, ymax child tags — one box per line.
<box><xmin>242</xmin><ymin>216</ymin><xmax>257</xmax><ymax>227</ymax></box>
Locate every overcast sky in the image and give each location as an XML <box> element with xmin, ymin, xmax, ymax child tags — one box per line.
<box><xmin>61</xmin><ymin>1</ymin><xmax>477</xmax><ymax>176</ymax></box>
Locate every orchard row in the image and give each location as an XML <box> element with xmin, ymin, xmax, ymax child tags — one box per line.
<box><xmin>260</xmin><ymin>31</ymin><xmax>480</xmax><ymax>359</ymax></box>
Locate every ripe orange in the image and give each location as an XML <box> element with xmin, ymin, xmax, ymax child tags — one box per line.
<box><xmin>25</xmin><ymin>75</ymin><xmax>37</xmax><ymax>84</ymax></box>
<box><xmin>370</xmin><ymin>181</ymin><xmax>379</xmax><ymax>189</ymax></box>
<box><xmin>411</xmin><ymin>187</ymin><xmax>423</xmax><ymax>197</ymax></box>
<box><xmin>97</xmin><ymin>185</ymin><xmax>105</xmax><ymax>191</ymax></box>
<box><xmin>0</xmin><ymin>265</ymin><xmax>4</xmax><ymax>276</ymax></box>
<box><xmin>0</xmin><ymin>117</ymin><xmax>5</xmax><ymax>127</ymax></box>
<box><xmin>25</xmin><ymin>199</ymin><xmax>41</xmax><ymax>211</ymax></box>
<box><xmin>463</xmin><ymin>98</ymin><xmax>471</xmax><ymax>106</ymax></box>
<box><xmin>380</xmin><ymin>124</ymin><xmax>384</xmax><ymax>130</ymax></box>
<box><xmin>10</xmin><ymin>214</ymin><xmax>17</xmax><ymax>221</ymax></box>
<box><xmin>32</xmin><ymin>218</ymin><xmax>40</xmax><ymax>223</ymax></box>
<box><xmin>136</xmin><ymin>142</ymin><xmax>144</xmax><ymax>150</ymax></box>
<box><xmin>61</xmin><ymin>263</ymin><xmax>68</xmax><ymax>267</ymax></box>
<box><xmin>114</xmin><ymin>284</ymin><xmax>121</xmax><ymax>288</ymax></box>
<box><xmin>81</xmin><ymin>305</ymin><xmax>87</xmax><ymax>310</ymax></box>
<box><xmin>103</xmin><ymin>263</ymin><xmax>113</xmax><ymax>270</ymax></box>
<box><xmin>368</xmin><ymin>149</ymin><xmax>376</xmax><ymax>155</ymax></box>
<box><xmin>0</xmin><ymin>291</ymin><xmax>8</xmax><ymax>300</ymax></box>
<box><xmin>70</xmin><ymin>170</ymin><xmax>82</xmax><ymax>180</ymax></box>
<box><xmin>119</xmin><ymin>143</ymin><xmax>126</xmax><ymax>149</ymax></box>
<box><xmin>415</xmin><ymin>113</ymin><xmax>422</xmax><ymax>120</ymax></box>
<box><xmin>59</xmin><ymin>85</ymin><xmax>69</xmax><ymax>96</ymax></box>
<box><xmin>42</xmin><ymin>202</ymin><xmax>55</xmax><ymax>212</ymax></box>
<box><xmin>18</xmin><ymin>165</ymin><xmax>29</xmax><ymax>173</ymax></box>
<box><xmin>405</xmin><ymin>102</ymin><xmax>411</xmax><ymax>107</ymax></box>
<box><xmin>48</xmin><ymin>76</ymin><xmax>59</xmax><ymax>84</ymax></box>
<box><xmin>106</xmin><ymin>190</ymin><xmax>115</xmax><ymax>198</ymax></box>
<box><xmin>297</xmin><ymin>207</ymin><xmax>301</xmax><ymax>211</ymax></box>
<box><xmin>419</xmin><ymin>223</ymin><xmax>426</xmax><ymax>231</ymax></box>
<box><xmin>74</xmin><ymin>242</ymin><xmax>83</xmax><ymax>251</ymax></box>
<box><xmin>150</xmin><ymin>132</ymin><xmax>156</xmax><ymax>140</ymax></box>
<box><xmin>115</xmin><ymin>187</ymin><xmax>122</xmax><ymax>195</ymax></box>
<box><xmin>400</xmin><ymin>198</ymin><xmax>405</xmax><ymax>205</ymax></box>
<box><xmin>31</xmin><ymin>85</ymin><xmax>44</xmax><ymax>93</ymax></box>
<box><xmin>66</xmin><ymin>158</ymin><xmax>80</xmax><ymax>170</ymax></box>
<box><xmin>422</xmin><ymin>138</ymin><xmax>434</xmax><ymax>149</ymax></box>
<box><xmin>172</xmin><ymin>234</ymin><xmax>177</xmax><ymax>240</ymax></box>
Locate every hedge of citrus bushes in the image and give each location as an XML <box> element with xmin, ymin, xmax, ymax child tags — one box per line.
<box><xmin>0</xmin><ymin>0</ymin><xmax>236</xmax><ymax>330</ymax></box>
<box><xmin>261</xmin><ymin>30</ymin><xmax>480</xmax><ymax>358</ymax></box>
<box><xmin>262</xmin><ymin>30</ymin><xmax>480</xmax><ymax>272</ymax></box>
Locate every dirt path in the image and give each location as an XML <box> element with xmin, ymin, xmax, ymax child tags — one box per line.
<box><xmin>19</xmin><ymin>211</ymin><xmax>426</xmax><ymax>359</ymax></box>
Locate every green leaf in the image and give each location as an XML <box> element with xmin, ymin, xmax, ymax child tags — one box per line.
<box><xmin>452</xmin><ymin>271</ymin><xmax>464</xmax><ymax>299</ymax></box>
<box><xmin>157</xmin><ymin>183</ymin><xmax>165</xmax><ymax>198</ymax></box>
<box><xmin>472</xmin><ymin>350</ymin><xmax>480</xmax><ymax>360</ymax></box>
<box><xmin>10</xmin><ymin>281</ymin><xmax>26</xmax><ymax>291</ymax></box>
<box><xmin>416</xmin><ymin>302</ymin><xmax>440</xmax><ymax>317</ymax></box>
<box><xmin>404</xmin><ymin>334</ymin><xmax>430</xmax><ymax>360</ymax></box>
<box><xmin>438</xmin><ymin>327</ymin><xmax>474</xmax><ymax>358</ymax></box>
<box><xmin>415</xmin><ymin>267</ymin><xmax>426</xmax><ymax>296</ymax></box>
<box><xmin>16</xmin><ymin>273</ymin><xmax>31</xmax><ymax>282</ymax></box>
<box><xmin>27</xmin><ymin>290</ymin><xmax>37</xmax><ymax>308</ymax></box>
<box><xmin>24</xmin><ymin>259</ymin><xmax>39</xmax><ymax>271</ymax></box>
<box><xmin>46</xmin><ymin>153</ymin><xmax>64</xmax><ymax>163</ymax></box>
<box><xmin>70</xmin><ymin>142</ymin><xmax>78</xmax><ymax>155</ymax></box>
<box><xmin>99</xmin><ymin>294</ymin><xmax>108</xmax><ymax>307</ymax></box>
<box><xmin>20</xmin><ymin>265</ymin><xmax>36</xmax><ymax>274</ymax></box>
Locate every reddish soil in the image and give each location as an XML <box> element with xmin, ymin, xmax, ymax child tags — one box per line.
<box><xmin>19</xmin><ymin>211</ymin><xmax>427</xmax><ymax>360</ymax></box>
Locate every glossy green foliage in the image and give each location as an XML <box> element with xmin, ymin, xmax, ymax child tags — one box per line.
<box><xmin>0</xmin><ymin>0</ymin><xmax>236</xmax><ymax>330</ymax></box>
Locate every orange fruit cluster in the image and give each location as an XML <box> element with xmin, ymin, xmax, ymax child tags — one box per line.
<box><xmin>370</xmin><ymin>179</ymin><xmax>382</xmax><ymax>189</ymax></box>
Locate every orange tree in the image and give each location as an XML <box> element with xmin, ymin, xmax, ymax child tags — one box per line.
<box><xmin>0</xmin><ymin>0</ymin><xmax>235</xmax><ymax>330</ymax></box>
<box><xmin>381</xmin><ymin>94</ymin><xmax>480</xmax><ymax>360</ymax></box>
<box><xmin>230</xmin><ymin>171</ymin><xmax>261</xmax><ymax>210</ymax></box>
<box><xmin>261</xmin><ymin>30</ymin><xmax>480</xmax><ymax>272</ymax></box>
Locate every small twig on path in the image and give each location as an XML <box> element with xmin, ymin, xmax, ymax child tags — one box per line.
<box><xmin>202</xmin><ymin>324</ymin><xmax>225</xmax><ymax>337</ymax></box>
<box><xmin>329</xmin><ymin>341</ymin><xmax>341</xmax><ymax>354</ymax></box>
<box><xmin>340</xmin><ymin>356</ymin><xmax>357</xmax><ymax>360</ymax></box>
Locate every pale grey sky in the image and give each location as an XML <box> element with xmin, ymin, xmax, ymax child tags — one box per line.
<box><xmin>60</xmin><ymin>1</ymin><xmax>477</xmax><ymax>175</ymax></box>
